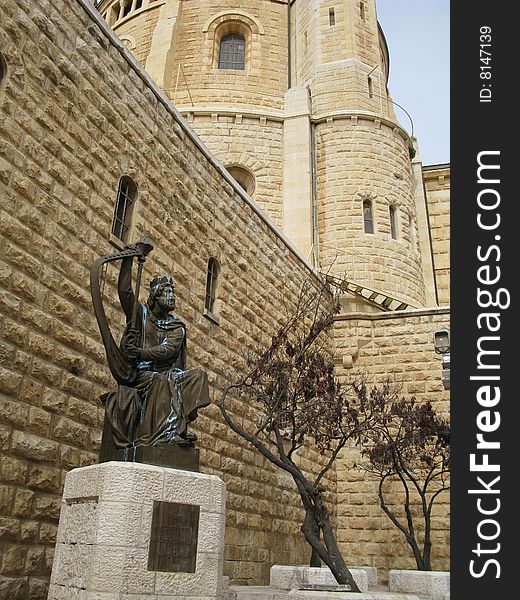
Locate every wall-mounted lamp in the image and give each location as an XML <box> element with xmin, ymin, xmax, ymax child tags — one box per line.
<box><xmin>434</xmin><ymin>329</ymin><xmax>450</xmax><ymax>355</ymax></box>
<box><xmin>434</xmin><ymin>330</ymin><xmax>450</xmax><ymax>390</ymax></box>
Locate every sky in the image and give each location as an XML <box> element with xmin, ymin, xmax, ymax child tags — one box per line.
<box><xmin>375</xmin><ymin>1</ymin><xmax>450</xmax><ymax>166</ymax></box>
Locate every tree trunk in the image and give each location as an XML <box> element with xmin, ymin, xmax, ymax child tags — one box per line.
<box><xmin>295</xmin><ymin>478</ymin><xmax>361</xmax><ymax>592</ymax></box>
<box><xmin>309</xmin><ymin>522</ymin><xmax>321</xmax><ymax>567</ymax></box>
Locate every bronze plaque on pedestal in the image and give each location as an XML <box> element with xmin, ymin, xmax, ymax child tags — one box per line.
<box><xmin>147</xmin><ymin>501</ymin><xmax>200</xmax><ymax>573</ymax></box>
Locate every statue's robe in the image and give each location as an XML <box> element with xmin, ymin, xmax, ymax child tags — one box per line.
<box><xmin>103</xmin><ymin>258</ymin><xmax>210</xmax><ymax>449</ymax></box>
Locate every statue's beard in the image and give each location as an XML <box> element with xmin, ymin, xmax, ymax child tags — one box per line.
<box><xmin>157</xmin><ymin>298</ymin><xmax>175</xmax><ymax>312</ymax></box>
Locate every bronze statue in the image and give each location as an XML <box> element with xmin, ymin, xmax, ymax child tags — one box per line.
<box><xmin>90</xmin><ymin>236</ymin><xmax>210</xmax><ymax>453</ymax></box>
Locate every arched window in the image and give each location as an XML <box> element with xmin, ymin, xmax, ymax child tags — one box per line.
<box><xmin>112</xmin><ymin>176</ymin><xmax>137</xmax><ymax>243</ymax></box>
<box><xmin>218</xmin><ymin>33</ymin><xmax>246</xmax><ymax>70</ymax></box>
<box><xmin>204</xmin><ymin>258</ymin><xmax>220</xmax><ymax>319</ymax></box>
<box><xmin>122</xmin><ymin>1</ymin><xmax>132</xmax><ymax>19</ymax></box>
<box><xmin>389</xmin><ymin>205</ymin><xmax>398</xmax><ymax>239</ymax></box>
<box><xmin>363</xmin><ymin>200</ymin><xmax>374</xmax><ymax>234</ymax></box>
<box><xmin>227</xmin><ymin>166</ymin><xmax>255</xmax><ymax>196</ymax></box>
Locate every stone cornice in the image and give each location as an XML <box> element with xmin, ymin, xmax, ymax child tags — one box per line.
<box><xmin>176</xmin><ymin>106</ymin><xmax>412</xmax><ymax>143</ymax></box>
<box><xmin>312</xmin><ymin>110</ymin><xmax>412</xmax><ymax>143</ymax></box>
<box><xmin>335</xmin><ymin>306</ymin><xmax>450</xmax><ymax>322</ymax></box>
<box><xmin>177</xmin><ymin>106</ymin><xmax>285</xmax><ymax>123</ymax></box>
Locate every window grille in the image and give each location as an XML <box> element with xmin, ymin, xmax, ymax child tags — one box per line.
<box><xmin>112</xmin><ymin>176</ymin><xmax>137</xmax><ymax>243</ymax></box>
<box><xmin>218</xmin><ymin>34</ymin><xmax>246</xmax><ymax>70</ymax></box>
<box><xmin>205</xmin><ymin>258</ymin><xmax>220</xmax><ymax>315</ymax></box>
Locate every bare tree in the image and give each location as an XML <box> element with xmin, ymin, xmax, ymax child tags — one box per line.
<box><xmin>355</xmin><ymin>380</ymin><xmax>450</xmax><ymax>571</ymax></box>
<box><xmin>219</xmin><ymin>279</ymin><xmax>383</xmax><ymax>591</ymax></box>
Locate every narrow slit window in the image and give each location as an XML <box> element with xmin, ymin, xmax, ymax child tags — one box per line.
<box><xmin>363</xmin><ymin>200</ymin><xmax>374</xmax><ymax>234</ymax></box>
<box><xmin>112</xmin><ymin>176</ymin><xmax>137</xmax><ymax>243</ymax></box>
<box><xmin>0</xmin><ymin>52</ymin><xmax>6</xmax><ymax>88</ymax></box>
<box><xmin>329</xmin><ymin>8</ymin><xmax>336</xmax><ymax>27</ymax></box>
<box><xmin>205</xmin><ymin>258</ymin><xmax>220</xmax><ymax>315</ymax></box>
<box><xmin>409</xmin><ymin>214</ymin><xmax>416</xmax><ymax>249</ymax></box>
<box><xmin>368</xmin><ymin>76</ymin><xmax>373</xmax><ymax>98</ymax></box>
<box><xmin>360</xmin><ymin>2</ymin><xmax>366</xmax><ymax>21</ymax></box>
<box><xmin>218</xmin><ymin>33</ymin><xmax>246</xmax><ymax>70</ymax></box>
<box><xmin>389</xmin><ymin>205</ymin><xmax>398</xmax><ymax>239</ymax></box>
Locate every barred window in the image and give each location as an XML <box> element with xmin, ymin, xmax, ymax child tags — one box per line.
<box><xmin>112</xmin><ymin>176</ymin><xmax>137</xmax><ymax>243</ymax></box>
<box><xmin>218</xmin><ymin>33</ymin><xmax>246</xmax><ymax>70</ymax></box>
<box><xmin>205</xmin><ymin>258</ymin><xmax>220</xmax><ymax>317</ymax></box>
<box><xmin>363</xmin><ymin>200</ymin><xmax>374</xmax><ymax>234</ymax></box>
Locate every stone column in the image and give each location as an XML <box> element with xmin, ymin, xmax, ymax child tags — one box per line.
<box><xmin>145</xmin><ymin>0</ymin><xmax>181</xmax><ymax>92</ymax></box>
<box><xmin>49</xmin><ymin>461</ymin><xmax>226</xmax><ymax>599</ymax></box>
<box><xmin>411</xmin><ymin>138</ymin><xmax>438</xmax><ymax>307</ymax></box>
<box><xmin>283</xmin><ymin>86</ymin><xmax>314</xmax><ymax>259</ymax></box>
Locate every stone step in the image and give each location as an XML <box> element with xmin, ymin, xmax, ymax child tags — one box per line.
<box><xmin>229</xmin><ymin>586</ymin><xmax>421</xmax><ymax>600</ymax></box>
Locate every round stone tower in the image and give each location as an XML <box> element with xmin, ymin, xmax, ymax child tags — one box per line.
<box><xmin>97</xmin><ymin>0</ymin><xmax>433</xmax><ymax>307</ymax></box>
<box><xmin>290</xmin><ymin>0</ymin><xmax>426</xmax><ymax>307</ymax></box>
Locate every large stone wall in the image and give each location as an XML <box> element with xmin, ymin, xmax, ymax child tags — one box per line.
<box><xmin>333</xmin><ymin>308</ymin><xmax>450</xmax><ymax>579</ymax></box>
<box><xmin>111</xmin><ymin>2</ymin><xmax>161</xmax><ymax>67</ymax></box>
<box><xmin>423</xmin><ymin>165</ymin><xmax>450</xmax><ymax>306</ymax></box>
<box><xmin>180</xmin><ymin>113</ymin><xmax>285</xmax><ymax>228</ymax></box>
<box><xmin>0</xmin><ymin>1</ymin><xmax>336</xmax><ymax>596</ymax></box>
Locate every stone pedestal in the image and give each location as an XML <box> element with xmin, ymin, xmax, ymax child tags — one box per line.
<box><xmin>270</xmin><ymin>565</ymin><xmax>369</xmax><ymax>593</ymax></box>
<box><xmin>49</xmin><ymin>461</ymin><xmax>226</xmax><ymax>600</ymax></box>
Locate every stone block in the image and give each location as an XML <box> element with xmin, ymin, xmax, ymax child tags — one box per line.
<box><xmin>388</xmin><ymin>570</ymin><xmax>450</xmax><ymax>599</ymax></box>
<box><xmin>270</xmin><ymin>565</ymin><xmax>368</xmax><ymax>593</ymax></box>
<box><xmin>229</xmin><ymin>587</ymin><xmax>289</xmax><ymax>600</ymax></box>
<box><xmin>49</xmin><ymin>462</ymin><xmax>226</xmax><ymax>599</ymax></box>
<box><xmin>222</xmin><ymin>575</ymin><xmax>230</xmax><ymax>600</ymax></box>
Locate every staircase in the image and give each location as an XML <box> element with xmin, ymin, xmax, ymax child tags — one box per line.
<box><xmin>323</xmin><ymin>273</ymin><xmax>416</xmax><ymax>313</ymax></box>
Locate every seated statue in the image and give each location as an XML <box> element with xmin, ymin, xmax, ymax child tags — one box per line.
<box><xmin>92</xmin><ymin>241</ymin><xmax>210</xmax><ymax>451</ymax></box>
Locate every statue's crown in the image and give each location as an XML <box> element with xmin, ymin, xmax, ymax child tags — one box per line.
<box><xmin>150</xmin><ymin>275</ymin><xmax>174</xmax><ymax>290</ymax></box>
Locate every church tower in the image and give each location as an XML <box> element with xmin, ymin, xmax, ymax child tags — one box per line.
<box><xmin>97</xmin><ymin>0</ymin><xmax>437</xmax><ymax>308</ymax></box>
